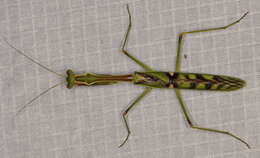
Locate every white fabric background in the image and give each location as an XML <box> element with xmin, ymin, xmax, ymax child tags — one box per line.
<box><xmin>0</xmin><ymin>0</ymin><xmax>259</xmax><ymax>157</ymax></box>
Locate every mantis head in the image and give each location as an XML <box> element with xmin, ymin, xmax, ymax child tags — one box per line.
<box><xmin>66</xmin><ymin>69</ymin><xmax>75</xmax><ymax>89</ymax></box>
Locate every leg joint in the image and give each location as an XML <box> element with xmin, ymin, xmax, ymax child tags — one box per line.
<box><xmin>187</xmin><ymin>119</ymin><xmax>193</xmax><ymax>127</ymax></box>
<box><xmin>178</xmin><ymin>32</ymin><xmax>186</xmax><ymax>37</ymax></box>
<box><xmin>123</xmin><ymin>110</ymin><xmax>128</xmax><ymax>116</ymax></box>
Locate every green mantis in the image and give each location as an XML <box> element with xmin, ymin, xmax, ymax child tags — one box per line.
<box><xmin>5</xmin><ymin>5</ymin><xmax>250</xmax><ymax>149</ymax></box>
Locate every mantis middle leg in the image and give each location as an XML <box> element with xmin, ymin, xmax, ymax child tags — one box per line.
<box><xmin>121</xmin><ymin>4</ymin><xmax>153</xmax><ymax>72</ymax></box>
<box><xmin>119</xmin><ymin>87</ymin><xmax>152</xmax><ymax>147</ymax></box>
<box><xmin>118</xmin><ymin>5</ymin><xmax>154</xmax><ymax>148</ymax></box>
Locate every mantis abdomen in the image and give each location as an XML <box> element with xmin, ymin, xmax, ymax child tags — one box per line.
<box><xmin>134</xmin><ymin>72</ymin><xmax>245</xmax><ymax>91</ymax></box>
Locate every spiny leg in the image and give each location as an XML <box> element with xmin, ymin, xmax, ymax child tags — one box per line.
<box><xmin>175</xmin><ymin>12</ymin><xmax>248</xmax><ymax>72</ymax></box>
<box><xmin>119</xmin><ymin>87</ymin><xmax>153</xmax><ymax>147</ymax></box>
<box><xmin>121</xmin><ymin>4</ymin><xmax>153</xmax><ymax>71</ymax></box>
<box><xmin>174</xmin><ymin>89</ymin><xmax>250</xmax><ymax>148</ymax></box>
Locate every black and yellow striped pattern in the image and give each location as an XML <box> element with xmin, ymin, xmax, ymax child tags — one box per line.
<box><xmin>169</xmin><ymin>72</ymin><xmax>245</xmax><ymax>91</ymax></box>
<box><xmin>133</xmin><ymin>71</ymin><xmax>245</xmax><ymax>91</ymax></box>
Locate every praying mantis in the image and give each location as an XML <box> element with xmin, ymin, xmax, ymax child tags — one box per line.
<box><xmin>5</xmin><ymin>5</ymin><xmax>250</xmax><ymax>148</ymax></box>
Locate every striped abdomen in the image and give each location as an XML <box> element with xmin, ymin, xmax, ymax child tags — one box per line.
<box><xmin>171</xmin><ymin>72</ymin><xmax>245</xmax><ymax>91</ymax></box>
<box><xmin>134</xmin><ymin>72</ymin><xmax>245</xmax><ymax>91</ymax></box>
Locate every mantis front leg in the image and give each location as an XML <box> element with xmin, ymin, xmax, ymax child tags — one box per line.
<box><xmin>119</xmin><ymin>87</ymin><xmax>152</xmax><ymax>147</ymax></box>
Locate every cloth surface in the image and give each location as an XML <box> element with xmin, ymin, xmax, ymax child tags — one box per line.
<box><xmin>0</xmin><ymin>0</ymin><xmax>259</xmax><ymax>157</ymax></box>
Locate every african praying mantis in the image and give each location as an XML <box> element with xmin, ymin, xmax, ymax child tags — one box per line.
<box><xmin>4</xmin><ymin>5</ymin><xmax>250</xmax><ymax>148</ymax></box>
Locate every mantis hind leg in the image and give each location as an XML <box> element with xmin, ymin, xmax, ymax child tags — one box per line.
<box><xmin>175</xmin><ymin>12</ymin><xmax>248</xmax><ymax>72</ymax></box>
<box><xmin>121</xmin><ymin>4</ymin><xmax>153</xmax><ymax>71</ymax></box>
<box><xmin>174</xmin><ymin>89</ymin><xmax>250</xmax><ymax>148</ymax></box>
<box><xmin>119</xmin><ymin>87</ymin><xmax>152</xmax><ymax>147</ymax></box>
<box><xmin>173</xmin><ymin>12</ymin><xmax>249</xmax><ymax>148</ymax></box>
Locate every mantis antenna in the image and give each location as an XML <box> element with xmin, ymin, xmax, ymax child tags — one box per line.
<box><xmin>15</xmin><ymin>81</ymin><xmax>65</xmax><ymax>116</ymax></box>
<box><xmin>2</xmin><ymin>37</ymin><xmax>64</xmax><ymax>77</ymax></box>
<box><xmin>2</xmin><ymin>37</ymin><xmax>65</xmax><ymax>116</ymax></box>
